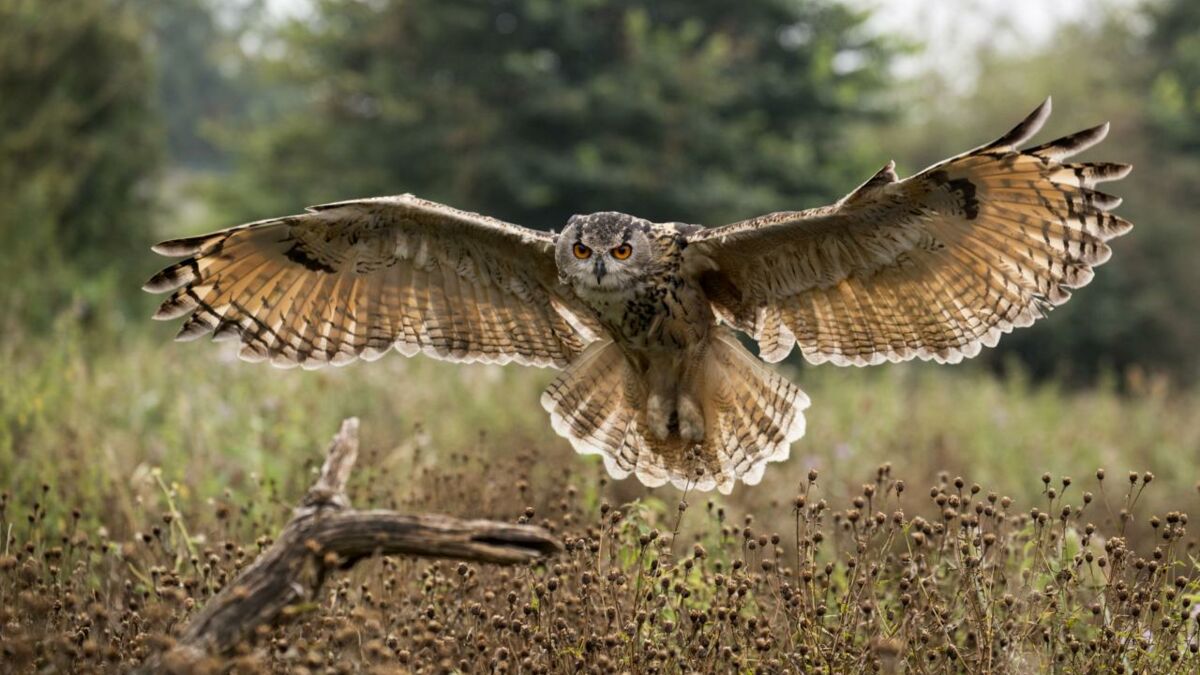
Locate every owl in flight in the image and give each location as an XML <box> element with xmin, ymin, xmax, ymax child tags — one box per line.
<box><xmin>146</xmin><ymin>100</ymin><xmax>1131</xmax><ymax>493</ymax></box>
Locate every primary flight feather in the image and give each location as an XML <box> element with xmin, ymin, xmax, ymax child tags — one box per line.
<box><xmin>146</xmin><ymin>99</ymin><xmax>1131</xmax><ymax>493</ymax></box>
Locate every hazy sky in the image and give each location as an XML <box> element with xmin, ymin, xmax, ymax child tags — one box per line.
<box><xmin>264</xmin><ymin>0</ymin><xmax>1106</xmax><ymax>36</ymax></box>
<box><xmin>262</xmin><ymin>0</ymin><xmax>1130</xmax><ymax>82</ymax></box>
<box><xmin>850</xmin><ymin>0</ymin><xmax>1137</xmax><ymax>80</ymax></box>
<box><xmin>856</xmin><ymin>0</ymin><xmax>1105</xmax><ymax>45</ymax></box>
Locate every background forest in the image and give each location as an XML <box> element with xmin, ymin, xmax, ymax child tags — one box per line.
<box><xmin>3</xmin><ymin>0</ymin><xmax>1200</xmax><ymax>671</ymax></box>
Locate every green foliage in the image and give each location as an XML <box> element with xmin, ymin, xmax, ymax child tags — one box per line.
<box><xmin>997</xmin><ymin>3</ymin><xmax>1200</xmax><ymax>383</ymax></box>
<box><xmin>0</xmin><ymin>0</ymin><xmax>160</xmax><ymax>328</ymax></box>
<box><xmin>186</xmin><ymin>0</ymin><xmax>1200</xmax><ymax>383</ymax></box>
<box><xmin>139</xmin><ymin>0</ymin><xmax>263</xmax><ymax>168</ymax></box>
<box><xmin>870</xmin><ymin>3</ymin><xmax>1200</xmax><ymax>382</ymax></box>
<box><xmin>4</xmin><ymin>319</ymin><xmax>1197</xmax><ymax>548</ymax></box>
<box><xmin>3</xmin><ymin>0</ymin><xmax>1199</xmax><ymax>381</ymax></box>
<box><xmin>1145</xmin><ymin>0</ymin><xmax>1200</xmax><ymax>154</ymax></box>
<box><xmin>212</xmin><ymin>0</ymin><xmax>896</xmax><ymax>229</ymax></box>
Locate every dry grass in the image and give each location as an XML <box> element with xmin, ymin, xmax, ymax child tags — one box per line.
<box><xmin>3</xmin><ymin>321</ymin><xmax>1200</xmax><ymax>672</ymax></box>
<box><xmin>4</xmin><ymin>450</ymin><xmax>1200</xmax><ymax>673</ymax></box>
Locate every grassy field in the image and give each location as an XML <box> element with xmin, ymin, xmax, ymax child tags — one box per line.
<box><xmin>4</xmin><ymin>319</ymin><xmax>1198</xmax><ymax>535</ymax></box>
<box><xmin>3</xmin><ymin>320</ymin><xmax>1200</xmax><ymax>671</ymax></box>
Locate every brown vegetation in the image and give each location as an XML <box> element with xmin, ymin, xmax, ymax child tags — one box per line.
<box><xmin>2</xmin><ymin>418</ymin><xmax>1198</xmax><ymax>673</ymax></box>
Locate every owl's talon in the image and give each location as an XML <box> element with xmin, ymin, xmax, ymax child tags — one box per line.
<box><xmin>678</xmin><ymin>395</ymin><xmax>704</xmax><ymax>442</ymax></box>
<box><xmin>647</xmin><ymin>395</ymin><xmax>671</xmax><ymax>440</ymax></box>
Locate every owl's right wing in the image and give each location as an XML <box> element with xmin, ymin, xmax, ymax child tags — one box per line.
<box><xmin>687</xmin><ymin>99</ymin><xmax>1133</xmax><ymax>365</ymax></box>
<box><xmin>144</xmin><ymin>194</ymin><xmax>602</xmax><ymax>369</ymax></box>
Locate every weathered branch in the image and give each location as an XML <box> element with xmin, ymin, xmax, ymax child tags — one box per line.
<box><xmin>145</xmin><ymin>418</ymin><xmax>560</xmax><ymax>671</ymax></box>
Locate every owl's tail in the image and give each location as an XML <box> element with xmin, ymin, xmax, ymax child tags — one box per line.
<box><xmin>694</xmin><ymin>333</ymin><xmax>810</xmax><ymax>492</ymax></box>
<box><xmin>540</xmin><ymin>334</ymin><xmax>809</xmax><ymax>494</ymax></box>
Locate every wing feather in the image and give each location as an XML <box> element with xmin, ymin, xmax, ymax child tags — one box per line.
<box><xmin>689</xmin><ymin>99</ymin><xmax>1132</xmax><ymax>365</ymax></box>
<box><xmin>145</xmin><ymin>194</ymin><xmax>602</xmax><ymax>369</ymax></box>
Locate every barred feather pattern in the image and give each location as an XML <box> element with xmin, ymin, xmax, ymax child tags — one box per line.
<box><xmin>540</xmin><ymin>333</ymin><xmax>809</xmax><ymax>494</ymax></box>
<box><xmin>143</xmin><ymin>100</ymin><xmax>1133</xmax><ymax>495</ymax></box>
<box><xmin>689</xmin><ymin>98</ymin><xmax>1133</xmax><ymax>366</ymax></box>
<box><xmin>144</xmin><ymin>195</ymin><xmax>599</xmax><ymax>369</ymax></box>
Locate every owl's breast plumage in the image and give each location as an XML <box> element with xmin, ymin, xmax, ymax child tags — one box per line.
<box><xmin>580</xmin><ymin>268</ymin><xmax>711</xmax><ymax>354</ymax></box>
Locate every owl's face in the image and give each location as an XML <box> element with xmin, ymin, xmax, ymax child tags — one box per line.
<box><xmin>555</xmin><ymin>212</ymin><xmax>656</xmax><ymax>294</ymax></box>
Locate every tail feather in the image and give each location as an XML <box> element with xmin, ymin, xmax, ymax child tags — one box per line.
<box><xmin>701</xmin><ymin>333</ymin><xmax>809</xmax><ymax>489</ymax></box>
<box><xmin>540</xmin><ymin>341</ymin><xmax>644</xmax><ymax>481</ymax></box>
<box><xmin>541</xmin><ymin>334</ymin><xmax>809</xmax><ymax>493</ymax></box>
<box><xmin>539</xmin><ymin>341</ymin><xmax>673</xmax><ymax>490</ymax></box>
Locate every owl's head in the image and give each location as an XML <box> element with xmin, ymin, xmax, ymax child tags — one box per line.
<box><xmin>555</xmin><ymin>212</ymin><xmax>655</xmax><ymax>293</ymax></box>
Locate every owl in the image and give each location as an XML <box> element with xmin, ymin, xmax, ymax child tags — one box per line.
<box><xmin>146</xmin><ymin>99</ymin><xmax>1131</xmax><ymax>493</ymax></box>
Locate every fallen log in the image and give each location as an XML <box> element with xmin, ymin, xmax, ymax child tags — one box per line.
<box><xmin>143</xmin><ymin>418</ymin><xmax>560</xmax><ymax>672</ymax></box>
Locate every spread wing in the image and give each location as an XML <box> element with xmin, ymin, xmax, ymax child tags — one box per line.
<box><xmin>688</xmin><ymin>99</ymin><xmax>1133</xmax><ymax>365</ymax></box>
<box><xmin>144</xmin><ymin>195</ymin><xmax>602</xmax><ymax>369</ymax></box>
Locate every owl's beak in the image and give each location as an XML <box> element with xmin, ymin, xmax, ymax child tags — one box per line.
<box><xmin>592</xmin><ymin>260</ymin><xmax>607</xmax><ymax>283</ymax></box>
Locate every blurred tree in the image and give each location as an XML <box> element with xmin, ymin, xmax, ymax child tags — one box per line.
<box><xmin>140</xmin><ymin>0</ymin><xmax>263</xmax><ymax>168</ymax></box>
<box><xmin>0</xmin><ymin>0</ymin><xmax>161</xmax><ymax>329</ymax></box>
<box><xmin>212</xmin><ymin>0</ymin><xmax>898</xmax><ymax>229</ymax></box>
<box><xmin>1145</xmin><ymin>0</ymin><xmax>1200</xmax><ymax>155</ymax></box>
<box><xmin>875</xmin><ymin>1</ymin><xmax>1200</xmax><ymax>383</ymax></box>
<box><xmin>1119</xmin><ymin>0</ymin><xmax>1200</xmax><ymax>383</ymax></box>
<box><xmin>187</xmin><ymin>0</ymin><xmax>1200</xmax><ymax>382</ymax></box>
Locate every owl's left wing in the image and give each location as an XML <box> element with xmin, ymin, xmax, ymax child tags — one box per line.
<box><xmin>687</xmin><ymin>99</ymin><xmax>1133</xmax><ymax>365</ymax></box>
<box><xmin>145</xmin><ymin>195</ymin><xmax>602</xmax><ymax>369</ymax></box>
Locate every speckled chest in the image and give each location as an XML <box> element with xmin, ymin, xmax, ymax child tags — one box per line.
<box><xmin>582</xmin><ymin>231</ymin><xmax>711</xmax><ymax>351</ymax></box>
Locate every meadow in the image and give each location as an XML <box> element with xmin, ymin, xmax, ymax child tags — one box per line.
<box><xmin>3</xmin><ymin>319</ymin><xmax>1200</xmax><ymax>672</ymax></box>
<box><xmin>6</xmin><ymin>0</ymin><xmax>1200</xmax><ymax>670</ymax></box>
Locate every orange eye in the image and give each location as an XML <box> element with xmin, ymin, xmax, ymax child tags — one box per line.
<box><xmin>572</xmin><ymin>243</ymin><xmax>592</xmax><ymax>259</ymax></box>
<box><xmin>611</xmin><ymin>244</ymin><xmax>633</xmax><ymax>260</ymax></box>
